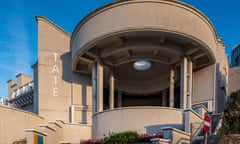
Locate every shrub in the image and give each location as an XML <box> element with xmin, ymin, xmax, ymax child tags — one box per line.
<box><xmin>220</xmin><ymin>90</ymin><xmax>240</xmax><ymax>134</ymax></box>
<box><xmin>106</xmin><ymin>131</ymin><xmax>138</xmax><ymax>144</ymax></box>
<box><xmin>80</xmin><ymin>131</ymin><xmax>163</xmax><ymax>144</ymax></box>
<box><xmin>80</xmin><ymin>139</ymin><xmax>105</xmax><ymax>144</ymax></box>
<box><xmin>137</xmin><ymin>132</ymin><xmax>163</xmax><ymax>142</ymax></box>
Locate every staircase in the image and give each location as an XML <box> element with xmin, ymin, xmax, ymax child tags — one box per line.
<box><xmin>161</xmin><ymin>127</ymin><xmax>190</xmax><ymax>144</ymax></box>
<box><xmin>25</xmin><ymin>120</ymin><xmax>69</xmax><ymax>144</ymax></box>
<box><xmin>190</xmin><ymin>113</ymin><xmax>223</xmax><ymax>144</ymax></box>
<box><xmin>24</xmin><ymin>119</ymin><xmax>92</xmax><ymax>144</ymax></box>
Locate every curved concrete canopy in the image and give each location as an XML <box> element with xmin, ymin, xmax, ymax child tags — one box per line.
<box><xmin>70</xmin><ymin>0</ymin><xmax>218</xmax><ymax>94</ymax></box>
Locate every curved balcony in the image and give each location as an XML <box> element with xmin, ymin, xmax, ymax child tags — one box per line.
<box><xmin>71</xmin><ymin>0</ymin><xmax>218</xmax><ymax>73</ymax></box>
<box><xmin>93</xmin><ymin>106</ymin><xmax>183</xmax><ymax>139</ymax></box>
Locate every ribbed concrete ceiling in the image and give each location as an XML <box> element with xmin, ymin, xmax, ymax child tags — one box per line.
<box><xmin>76</xmin><ymin>30</ymin><xmax>210</xmax><ymax>74</ymax></box>
<box><xmin>74</xmin><ymin>31</ymin><xmax>211</xmax><ymax>94</ymax></box>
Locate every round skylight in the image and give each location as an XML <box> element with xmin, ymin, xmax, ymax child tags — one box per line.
<box><xmin>133</xmin><ymin>60</ymin><xmax>151</xmax><ymax>71</ymax></box>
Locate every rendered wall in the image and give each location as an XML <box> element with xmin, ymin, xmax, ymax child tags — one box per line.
<box><xmin>70</xmin><ymin>73</ymin><xmax>93</xmax><ymax>124</ymax></box>
<box><xmin>192</xmin><ymin>65</ymin><xmax>215</xmax><ymax>111</ymax></box>
<box><xmin>0</xmin><ymin>105</ymin><xmax>45</xmax><ymax>144</ymax></box>
<box><xmin>170</xmin><ymin>129</ymin><xmax>190</xmax><ymax>144</ymax></box>
<box><xmin>93</xmin><ymin>107</ymin><xmax>183</xmax><ymax>139</ymax></box>
<box><xmin>24</xmin><ymin>120</ymin><xmax>92</xmax><ymax>143</ymax></box>
<box><xmin>187</xmin><ymin>110</ymin><xmax>203</xmax><ymax>133</ymax></box>
<box><xmin>229</xmin><ymin>67</ymin><xmax>240</xmax><ymax>95</ymax></box>
<box><xmin>37</xmin><ymin>16</ymin><xmax>72</xmax><ymax>122</ymax></box>
<box><xmin>36</xmin><ymin>16</ymin><xmax>93</xmax><ymax>124</ymax></box>
<box><xmin>33</xmin><ymin>63</ymin><xmax>39</xmax><ymax>114</ymax></box>
<box><xmin>215</xmin><ymin>43</ymin><xmax>229</xmax><ymax>112</ymax></box>
<box><xmin>192</xmin><ymin>38</ymin><xmax>228</xmax><ymax>113</ymax></box>
<box><xmin>72</xmin><ymin>0</ymin><xmax>217</xmax><ymax>66</ymax></box>
<box><xmin>63</xmin><ymin>123</ymin><xmax>92</xmax><ymax>142</ymax></box>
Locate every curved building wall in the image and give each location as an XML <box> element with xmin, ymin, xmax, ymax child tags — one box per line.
<box><xmin>93</xmin><ymin>107</ymin><xmax>183</xmax><ymax>139</ymax></box>
<box><xmin>0</xmin><ymin>105</ymin><xmax>45</xmax><ymax>144</ymax></box>
<box><xmin>71</xmin><ymin>0</ymin><xmax>218</xmax><ymax>66</ymax></box>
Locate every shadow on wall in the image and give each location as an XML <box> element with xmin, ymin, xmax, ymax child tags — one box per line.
<box><xmin>215</xmin><ymin>63</ymin><xmax>228</xmax><ymax>113</ymax></box>
<box><xmin>60</xmin><ymin>52</ymin><xmax>73</xmax><ymax>83</ymax></box>
<box><xmin>61</xmin><ymin>52</ymin><xmax>91</xmax><ymax>84</ymax></box>
<box><xmin>145</xmin><ymin>124</ymin><xmax>183</xmax><ymax>134</ymax></box>
<box><xmin>61</xmin><ymin>52</ymin><xmax>91</xmax><ymax>123</ymax></box>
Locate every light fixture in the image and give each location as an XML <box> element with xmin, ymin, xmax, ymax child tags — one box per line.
<box><xmin>133</xmin><ymin>60</ymin><xmax>151</xmax><ymax>71</ymax></box>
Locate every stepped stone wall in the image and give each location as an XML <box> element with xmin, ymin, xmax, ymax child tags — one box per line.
<box><xmin>0</xmin><ymin>105</ymin><xmax>45</xmax><ymax>144</ymax></box>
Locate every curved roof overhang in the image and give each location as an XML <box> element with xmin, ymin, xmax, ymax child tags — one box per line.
<box><xmin>70</xmin><ymin>0</ymin><xmax>218</xmax><ymax>94</ymax></box>
<box><xmin>72</xmin><ymin>28</ymin><xmax>215</xmax><ymax>70</ymax></box>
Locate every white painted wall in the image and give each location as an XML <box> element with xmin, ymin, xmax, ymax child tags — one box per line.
<box><xmin>93</xmin><ymin>107</ymin><xmax>184</xmax><ymax>139</ymax></box>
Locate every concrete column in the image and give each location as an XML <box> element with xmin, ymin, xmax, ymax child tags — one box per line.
<box><xmin>162</xmin><ymin>89</ymin><xmax>167</xmax><ymax>107</ymax></box>
<box><xmin>118</xmin><ymin>90</ymin><xmax>122</xmax><ymax>107</ymax></box>
<box><xmin>92</xmin><ymin>63</ymin><xmax>97</xmax><ymax>114</ymax></box>
<box><xmin>109</xmin><ymin>69</ymin><xmax>114</xmax><ymax>109</ymax></box>
<box><xmin>184</xmin><ymin>110</ymin><xmax>191</xmax><ymax>133</ymax></box>
<box><xmin>97</xmin><ymin>61</ymin><xmax>104</xmax><ymax>112</ymax></box>
<box><xmin>187</xmin><ymin>60</ymin><xmax>193</xmax><ymax>109</ymax></box>
<box><xmin>70</xmin><ymin>105</ymin><xmax>75</xmax><ymax>123</ymax></box>
<box><xmin>169</xmin><ymin>68</ymin><xmax>175</xmax><ymax>108</ymax></box>
<box><xmin>180</xmin><ymin>57</ymin><xmax>188</xmax><ymax>109</ymax></box>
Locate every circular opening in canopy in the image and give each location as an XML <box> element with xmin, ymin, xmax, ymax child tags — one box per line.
<box><xmin>133</xmin><ymin>60</ymin><xmax>151</xmax><ymax>71</ymax></box>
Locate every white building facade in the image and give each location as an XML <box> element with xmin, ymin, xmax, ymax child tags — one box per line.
<box><xmin>1</xmin><ymin>0</ymin><xmax>229</xmax><ymax>143</ymax></box>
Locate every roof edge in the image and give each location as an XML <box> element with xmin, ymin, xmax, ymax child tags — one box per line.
<box><xmin>35</xmin><ymin>16</ymin><xmax>71</xmax><ymax>37</ymax></box>
<box><xmin>71</xmin><ymin>0</ymin><xmax>220</xmax><ymax>47</ymax></box>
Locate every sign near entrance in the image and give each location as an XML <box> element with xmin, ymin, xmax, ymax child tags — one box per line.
<box><xmin>51</xmin><ymin>53</ymin><xmax>59</xmax><ymax>97</ymax></box>
<box><xmin>203</xmin><ymin>114</ymin><xmax>211</xmax><ymax>133</ymax></box>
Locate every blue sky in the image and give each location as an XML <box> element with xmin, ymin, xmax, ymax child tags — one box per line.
<box><xmin>0</xmin><ymin>0</ymin><xmax>240</xmax><ymax>99</ymax></box>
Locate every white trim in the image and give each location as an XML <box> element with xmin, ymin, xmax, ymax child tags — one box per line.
<box><xmin>162</xmin><ymin>127</ymin><xmax>191</xmax><ymax>136</ymax></box>
<box><xmin>38</xmin><ymin>124</ymin><xmax>56</xmax><ymax>131</ymax></box>
<box><xmin>24</xmin><ymin>129</ymin><xmax>48</xmax><ymax>136</ymax></box>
